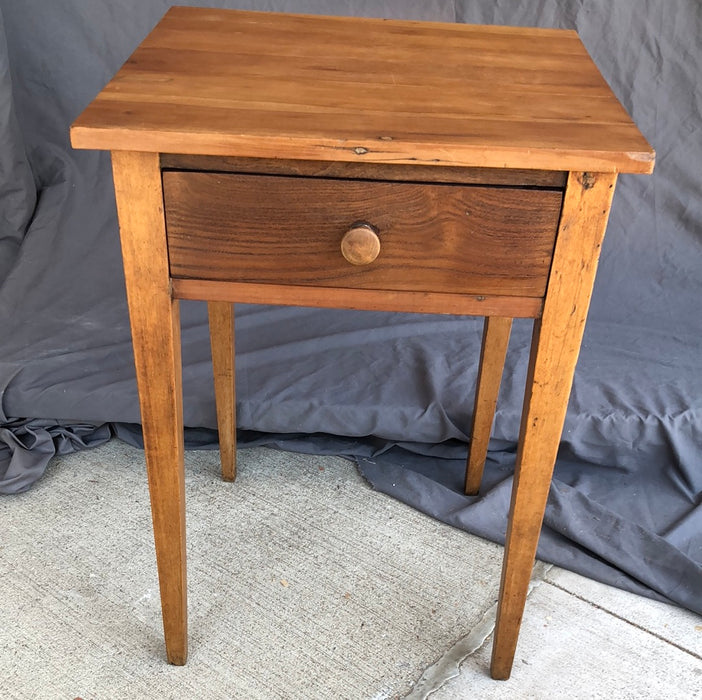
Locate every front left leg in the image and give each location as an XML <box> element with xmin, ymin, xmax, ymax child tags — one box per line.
<box><xmin>112</xmin><ymin>150</ymin><xmax>188</xmax><ymax>665</ymax></box>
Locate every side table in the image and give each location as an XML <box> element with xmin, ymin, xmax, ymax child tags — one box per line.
<box><xmin>71</xmin><ymin>7</ymin><xmax>654</xmax><ymax>680</ymax></box>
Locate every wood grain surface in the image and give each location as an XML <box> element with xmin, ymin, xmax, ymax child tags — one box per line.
<box><xmin>163</xmin><ymin>171</ymin><xmax>562</xmax><ymax>298</ymax></box>
<box><xmin>172</xmin><ymin>279</ymin><xmax>544</xmax><ymax>318</ymax></box>
<box><xmin>490</xmin><ymin>171</ymin><xmax>618</xmax><ymax>679</ymax></box>
<box><xmin>465</xmin><ymin>316</ymin><xmax>513</xmax><ymax>495</ymax></box>
<box><xmin>160</xmin><ymin>155</ymin><xmax>568</xmax><ymax>188</ymax></box>
<box><xmin>71</xmin><ymin>7</ymin><xmax>654</xmax><ymax>173</ymax></box>
<box><xmin>111</xmin><ymin>150</ymin><xmax>188</xmax><ymax>665</ymax></box>
<box><xmin>208</xmin><ymin>301</ymin><xmax>237</xmax><ymax>482</ymax></box>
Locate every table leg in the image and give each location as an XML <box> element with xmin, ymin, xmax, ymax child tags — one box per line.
<box><xmin>465</xmin><ymin>316</ymin><xmax>512</xmax><ymax>495</ymax></box>
<box><xmin>208</xmin><ymin>301</ymin><xmax>237</xmax><ymax>481</ymax></box>
<box><xmin>490</xmin><ymin>171</ymin><xmax>617</xmax><ymax>679</ymax></box>
<box><xmin>111</xmin><ymin>151</ymin><xmax>188</xmax><ymax>665</ymax></box>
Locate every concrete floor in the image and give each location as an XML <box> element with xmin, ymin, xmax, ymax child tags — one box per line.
<box><xmin>1</xmin><ymin>440</ymin><xmax>700</xmax><ymax>699</ymax></box>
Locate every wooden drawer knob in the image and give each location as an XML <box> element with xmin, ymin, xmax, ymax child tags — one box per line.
<box><xmin>340</xmin><ymin>223</ymin><xmax>380</xmax><ymax>265</ymax></box>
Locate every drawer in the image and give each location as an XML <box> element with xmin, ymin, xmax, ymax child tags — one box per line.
<box><xmin>163</xmin><ymin>171</ymin><xmax>563</xmax><ymax>298</ymax></box>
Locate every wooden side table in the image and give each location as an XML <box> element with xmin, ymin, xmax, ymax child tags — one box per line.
<box><xmin>71</xmin><ymin>8</ymin><xmax>654</xmax><ymax>680</ymax></box>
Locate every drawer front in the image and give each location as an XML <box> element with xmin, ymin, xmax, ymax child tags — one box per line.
<box><xmin>163</xmin><ymin>171</ymin><xmax>562</xmax><ymax>298</ymax></box>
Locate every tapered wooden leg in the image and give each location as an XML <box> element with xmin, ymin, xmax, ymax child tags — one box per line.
<box><xmin>490</xmin><ymin>172</ymin><xmax>617</xmax><ymax>679</ymax></box>
<box><xmin>465</xmin><ymin>316</ymin><xmax>512</xmax><ymax>495</ymax></box>
<box><xmin>112</xmin><ymin>151</ymin><xmax>188</xmax><ymax>665</ymax></box>
<box><xmin>208</xmin><ymin>301</ymin><xmax>237</xmax><ymax>481</ymax></box>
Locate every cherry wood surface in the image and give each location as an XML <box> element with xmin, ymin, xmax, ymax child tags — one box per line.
<box><xmin>111</xmin><ymin>150</ymin><xmax>188</xmax><ymax>665</ymax></box>
<box><xmin>161</xmin><ymin>154</ymin><xmax>568</xmax><ymax>188</ymax></box>
<box><xmin>208</xmin><ymin>301</ymin><xmax>237</xmax><ymax>482</ymax></box>
<box><xmin>69</xmin><ymin>6</ymin><xmax>655</xmax><ymax>683</ymax></box>
<box><xmin>490</xmin><ymin>171</ymin><xmax>617</xmax><ymax>679</ymax></box>
<box><xmin>163</xmin><ymin>172</ymin><xmax>562</xmax><ymax>298</ymax></box>
<box><xmin>172</xmin><ymin>279</ymin><xmax>544</xmax><ymax>319</ymax></box>
<box><xmin>465</xmin><ymin>316</ymin><xmax>513</xmax><ymax>496</ymax></box>
<box><xmin>71</xmin><ymin>7</ymin><xmax>654</xmax><ymax>172</ymax></box>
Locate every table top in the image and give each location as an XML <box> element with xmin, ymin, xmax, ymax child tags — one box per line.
<box><xmin>71</xmin><ymin>7</ymin><xmax>654</xmax><ymax>173</ymax></box>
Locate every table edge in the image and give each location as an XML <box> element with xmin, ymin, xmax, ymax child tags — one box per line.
<box><xmin>70</xmin><ymin>126</ymin><xmax>655</xmax><ymax>175</ymax></box>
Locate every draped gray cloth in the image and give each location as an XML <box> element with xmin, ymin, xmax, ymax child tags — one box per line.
<box><xmin>1</xmin><ymin>1</ymin><xmax>700</xmax><ymax>614</ymax></box>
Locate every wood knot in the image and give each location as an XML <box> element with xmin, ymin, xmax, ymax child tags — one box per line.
<box><xmin>580</xmin><ymin>172</ymin><xmax>596</xmax><ymax>190</ymax></box>
<box><xmin>352</xmin><ymin>146</ymin><xmax>369</xmax><ymax>155</ymax></box>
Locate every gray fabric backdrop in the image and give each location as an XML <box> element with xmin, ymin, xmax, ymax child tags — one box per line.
<box><xmin>1</xmin><ymin>1</ymin><xmax>700</xmax><ymax>614</ymax></box>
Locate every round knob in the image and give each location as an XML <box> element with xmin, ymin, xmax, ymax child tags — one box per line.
<box><xmin>340</xmin><ymin>223</ymin><xmax>380</xmax><ymax>265</ymax></box>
